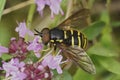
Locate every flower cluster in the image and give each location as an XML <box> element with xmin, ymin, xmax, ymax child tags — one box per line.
<box><xmin>2</xmin><ymin>58</ymin><xmax>26</xmax><ymax>80</ymax></box>
<box><xmin>35</xmin><ymin>0</ymin><xmax>64</xmax><ymax>18</ymax></box>
<box><xmin>0</xmin><ymin>22</ymin><xmax>64</xmax><ymax>80</ymax></box>
<box><xmin>0</xmin><ymin>1</ymin><xmax>64</xmax><ymax>79</ymax></box>
<box><xmin>9</xmin><ymin>37</ymin><xmax>28</xmax><ymax>60</ymax></box>
<box><xmin>24</xmin><ymin>63</ymin><xmax>52</xmax><ymax>80</ymax></box>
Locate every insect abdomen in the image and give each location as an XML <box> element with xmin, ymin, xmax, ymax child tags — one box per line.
<box><xmin>49</xmin><ymin>28</ymin><xmax>87</xmax><ymax>49</ymax></box>
<box><xmin>63</xmin><ymin>30</ymin><xmax>87</xmax><ymax>49</ymax></box>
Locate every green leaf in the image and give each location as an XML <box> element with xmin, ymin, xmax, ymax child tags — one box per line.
<box><xmin>87</xmin><ymin>43</ymin><xmax>118</xmax><ymax>57</ymax></box>
<box><xmin>73</xmin><ymin>68</ymin><xmax>94</xmax><ymax>80</ymax></box>
<box><xmin>52</xmin><ymin>70</ymin><xmax>72</xmax><ymax>80</ymax></box>
<box><xmin>103</xmin><ymin>74</ymin><xmax>120</xmax><ymax>80</ymax></box>
<box><xmin>100</xmin><ymin>10</ymin><xmax>110</xmax><ymax>25</ymax></box>
<box><xmin>100</xmin><ymin>10</ymin><xmax>112</xmax><ymax>47</ymax></box>
<box><xmin>100</xmin><ymin>31</ymin><xmax>112</xmax><ymax>48</ymax></box>
<box><xmin>24</xmin><ymin>51</ymin><xmax>39</xmax><ymax>63</ymax></box>
<box><xmin>82</xmin><ymin>21</ymin><xmax>105</xmax><ymax>40</ymax></box>
<box><xmin>98</xmin><ymin>57</ymin><xmax>120</xmax><ymax>75</ymax></box>
<box><xmin>1</xmin><ymin>54</ymin><xmax>12</xmax><ymax>61</ymax></box>
<box><xmin>111</xmin><ymin>21</ymin><xmax>120</xmax><ymax>28</ymax></box>
<box><xmin>0</xmin><ymin>0</ymin><xmax>6</xmax><ymax>21</ymax></box>
<box><xmin>0</xmin><ymin>76</ymin><xmax>4</xmax><ymax>80</ymax></box>
<box><xmin>112</xmin><ymin>75</ymin><xmax>120</xmax><ymax>80</ymax></box>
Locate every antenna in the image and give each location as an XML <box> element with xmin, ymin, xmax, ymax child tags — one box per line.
<box><xmin>34</xmin><ymin>29</ymin><xmax>42</xmax><ymax>37</ymax></box>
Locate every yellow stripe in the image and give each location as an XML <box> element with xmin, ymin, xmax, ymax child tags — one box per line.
<box><xmin>64</xmin><ymin>31</ymin><xmax>67</xmax><ymax>39</ymax></box>
<box><xmin>72</xmin><ymin>36</ymin><xmax>74</xmax><ymax>46</ymax></box>
<box><xmin>56</xmin><ymin>39</ymin><xmax>63</xmax><ymax>42</ymax></box>
<box><xmin>70</xmin><ymin>30</ymin><xmax>73</xmax><ymax>34</ymax></box>
<box><xmin>70</xmin><ymin>30</ymin><xmax>74</xmax><ymax>46</ymax></box>
<box><xmin>50</xmin><ymin>40</ymin><xmax>54</xmax><ymax>42</ymax></box>
<box><xmin>78</xmin><ymin>37</ymin><xmax>81</xmax><ymax>47</ymax></box>
<box><xmin>83</xmin><ymin>38</ymin><xmax>87</xmax><ymax>48</ymax></box>
<box><xmin>77</xmin><ymin>31</ymin><xmax>81</xmax><ymax>47</ymax></box>
<box><xmin>78</xmin><ymin>31</ymin><xmax>80</xmax><ymax>36</ymax></box>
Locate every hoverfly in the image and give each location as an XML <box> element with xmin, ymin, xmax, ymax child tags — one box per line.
<box><xmin>35</xmin><ymin>9</ymin><xmax>96</xmax><ymax>74</ymax></box>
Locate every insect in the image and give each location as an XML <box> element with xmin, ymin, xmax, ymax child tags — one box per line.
<box><xmin>35</xmin><ymin>9</ymin><xmax>96</xmax><ymax>74</ymax></box>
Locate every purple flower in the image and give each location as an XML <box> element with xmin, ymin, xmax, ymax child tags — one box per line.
<box><xmin>9</xmin><ymin>37</ymin><xmax>28</xmax><ymax>60</ymax></box>
<box><xmin>10</xmin><ymin>71</ymin><xmax>27</xmax><ymax>80</ymax></box>
<box><xmin>27</xmin><ymin>36</ymin><xmax>43</xmax><ymax>58</ymax></box>
<box><xmin>0</xmin><ymin>46</ymin><xmax>8</xmax><ymax>57</ymax></box>
<box><xmin>24</xmin><ymin>63</ymin><xmax>52</xmax><ymax>80</ymax></box>
<box><xmin>35</xmin><ymin>0</ymin><xmax>64</xmax><ymax>18</ymax></box>
<box><xmin>2</xmin><ymin>58</ymin><xmax>26</xmax><ymax>79</ymax></box>
<box><xmin>42</xmin><ymin>51</ymin><xmax>63</xmax><ymax>74</ymax></box>
<box><xmin>15</xmin><ymin>22</ymin><xmax>34</xmax><ymax>38</ymax></box>
<box><xmin>48</xmin><ymin>0</ymin><xmax>64</xmax><ymax>18</ymax></box>
<box><xmin>35</xmin><ymin>0</ymin><xmax>46</xmax><ymax>16</ymax></box>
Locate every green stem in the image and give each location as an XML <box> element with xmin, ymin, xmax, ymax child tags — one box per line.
<box><xmin>27</xmin><ymin>4</ymin><xmax>36</xmax><ymax>29</ymax></box>
<box><xmin>0</xmin><ymin>0</ymin><xmax>6</xmax><ymax>21</ymax></box>
<box><xmin>3</xmin><ymin>0</ymin><xmax>34</xmax><ymax>15</ymax></box>
<box><xmin>25</xmin><ymin>3</ymin><xmax>36</xmax><ymax>41</ymax></box>
<box><xmin>107</xmin><ymin>0</ymin><xmax>111</xmax><ymax>10</ymax></box>
<box><xmin>106</xmin><ymin>0</ymin><xmax>111</xmax><ymax>28</ymax></box>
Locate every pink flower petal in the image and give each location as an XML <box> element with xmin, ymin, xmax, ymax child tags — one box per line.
<box><xmin>35</xmin><ymin>52</ymin><xmax>41</xmax><ymax>58</ymax></box>
<box><xmin>38</xmin><ymin>65</ymin><xmax>44</xmax><ymax>70</ymax></box>
<box><xmin>42</xmin><ymin>54</ymin><xmax>53</xmax><ymax>67</ymax></box>
<box><xmin>35</xmin><ymin>0</ymin><xmax>46</xmax><ymax>16</ymax></box>
<box><xmin>2</xmin><ymin>58</ymin><xmax>26</xmax><ymax>78</ymax></box>
<box><xmin>27</xmin><ymin>36</ymin><xmax>43</xmax><ymax>57</ymax></box>
<box><xmin>35</xmin><ymin>0</ymin><xmax>64</xmax><ymax>18</ymax></box>
<box><xmin>15</xmin><ymin>22</ymin><xmax>34</xmax><ymax>38</ymax></box>
<box><xmin>42</xmin><ymin>53</ymin><xmax>63</xmax><ymax>74</ymax></box>
<box><xmin>57</xmin><ymin>66</ymin><xmax>62</xmax><ymax>74</ymax></box>
<box><xmin>0</xmin><ymin>46</ymin><xmax>8</xmax><ymax>57</ymax></box>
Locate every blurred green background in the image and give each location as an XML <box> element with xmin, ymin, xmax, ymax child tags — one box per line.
<box><xmin>0</xmin><ymin>0</ymin><xmax>120</xmax><ymax>80</ymax></box>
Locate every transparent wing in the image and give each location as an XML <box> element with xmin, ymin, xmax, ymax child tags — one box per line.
<box><xmin>59</xmin><ymin>44</ymin><xmax>96</xmax><ymax>74</ymax></box>
<box><xmin>57</xmin><ymin>9</ymin><xmax>90</xmax><ymax>30</ymax></box>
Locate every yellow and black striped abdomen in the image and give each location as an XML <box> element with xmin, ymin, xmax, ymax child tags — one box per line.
<box><xmin>49</xmin><ymin>28</ymin><xmax>87</xmax><ymax>49</ymax></box>
<box><xmin>63</xmin><ymin>29</ymin><xmax>87</xmax><ymax>49</ymax></box>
